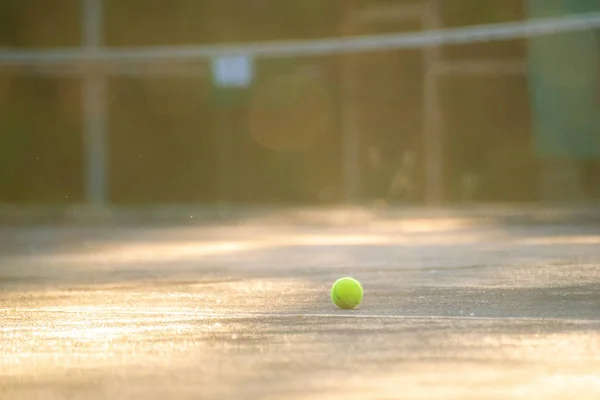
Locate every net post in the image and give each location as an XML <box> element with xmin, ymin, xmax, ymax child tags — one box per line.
<box><xmin>340</xmin><ymin>1</ymin><xmax>359</xmax><ymax>204</ymax></box>
<box><xmin>340</xmin><ymin>45</ymin><xmax>360</xmax><ymax>204</ymax></box>
<box><xmin>423</xmin><ymin>0</ymin><xmax>443</xmax><ymax>205</ymax></box>
<box><xmin>82</xmin><ymin>0</ymin><xmax>108</xmax><ymax>206</ymax></box>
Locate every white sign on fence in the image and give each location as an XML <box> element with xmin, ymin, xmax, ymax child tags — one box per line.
<box><xmin>211</xmin><ymin>54</ymin><xmax>254</xmax><ymax>88</ymax></box>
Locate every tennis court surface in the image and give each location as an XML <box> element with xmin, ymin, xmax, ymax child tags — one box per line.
<box><xmin>2</xmin><ymin>206</ymin><xmax>600</xmax><ymax>399</ymax></box>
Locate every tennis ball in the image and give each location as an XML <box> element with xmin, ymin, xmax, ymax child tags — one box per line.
<box><xmin>330</xmin><ymin>277</ymin><xmax>363</xmax><ymax>310</ymax></box>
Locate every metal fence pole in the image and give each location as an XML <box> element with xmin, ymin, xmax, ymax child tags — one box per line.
<box><xmin>82</xmin><ymin>0</ymin><xmax>108</xmax><ymax>206</ymax></box>
<box><xmin>423</xmin><ymin>0</ymin><xmax>443</xmax><ymax>205</ymax></box>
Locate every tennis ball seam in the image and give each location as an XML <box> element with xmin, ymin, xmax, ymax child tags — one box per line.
<box><xmin>333</xmin><ymin>291</ymin><xmax>351</xmax><ymax>309</ymax></box>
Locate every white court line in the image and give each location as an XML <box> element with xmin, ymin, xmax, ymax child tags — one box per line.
<box><xmin>1</xmin><ymin>307</ymin><xmax>599</xmax><ymax>325</ymax></box>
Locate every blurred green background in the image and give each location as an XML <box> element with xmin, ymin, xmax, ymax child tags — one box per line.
<box><xmin>0</xmin><ymin>0</ymin><xmax>598</xmax><ymax>205</ymax></box>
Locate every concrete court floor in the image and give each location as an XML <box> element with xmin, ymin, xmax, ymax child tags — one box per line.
<box><xmin>1</xmin><ymin>206</ymin><xmax>600</xmax><ymax>399</ymax></box>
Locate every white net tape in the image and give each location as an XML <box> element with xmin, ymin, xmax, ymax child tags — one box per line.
<box><xmin>0</xmin><ymin>12</ymin><xmax>599</xmax><ymax>65</ymax></box>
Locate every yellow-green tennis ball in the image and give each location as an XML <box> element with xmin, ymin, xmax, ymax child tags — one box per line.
<box><xmin>330</xmin><ymin>277</ymin><xmax>363</xmax><ymax>310</ymax></box>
